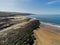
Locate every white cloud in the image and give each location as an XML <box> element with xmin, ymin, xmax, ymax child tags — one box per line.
<box><xmin>47</xmin><ymin>0</ymin><xmax>60</xmax><ymax>5</ymax></box>
<box><xmin>47</xmin><ymin>1</ymin><xmax>56</xmax><ymax>5</ymax></box>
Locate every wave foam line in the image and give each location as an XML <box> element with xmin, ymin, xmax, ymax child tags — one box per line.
<box><xmin>41</xmin><ymin>22</ymin><xmax>60</xmax><ymax>28</ymax></box>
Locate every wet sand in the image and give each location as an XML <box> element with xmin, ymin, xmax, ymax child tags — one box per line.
<box><xmin>33</xmin><ymin>23</ymin><xmax>60</xmax><ymax>45</ymax></box>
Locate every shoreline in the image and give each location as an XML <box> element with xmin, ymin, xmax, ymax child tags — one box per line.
<box><xmin>40</xmin><ymin>22</ymin><xmax>60</xmax><ymax>28</ymax></box>
<box><xmin>33</xmin><ymin>21</ymin><xmax>60</xmax><ymax>45</ymax></box>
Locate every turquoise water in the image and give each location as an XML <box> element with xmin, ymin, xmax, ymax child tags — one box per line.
<box><xmin>26</xmin><ymin>14</ymin><xmax>60</xmax><ymax>25</ymax></box>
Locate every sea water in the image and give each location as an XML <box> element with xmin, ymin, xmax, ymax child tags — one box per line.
<box><xmin>26</xmin><ymin>14</ymin><xmax>60</xmax><ymax>28</ymax></box>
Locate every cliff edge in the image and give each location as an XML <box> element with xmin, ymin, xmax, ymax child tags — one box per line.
<box><xmin>0</xmin><ymin>16</ymin><xmax>40</xmax><ymax>45</ymax></box>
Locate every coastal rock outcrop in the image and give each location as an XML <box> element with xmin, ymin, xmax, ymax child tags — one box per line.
<box><xmin>0</xmin><ymin>16</ymin><xmax>40</xmax><ymax>45</ymax></box>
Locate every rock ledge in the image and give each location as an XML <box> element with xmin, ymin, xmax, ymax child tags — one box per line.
<box><xmin>0</xmin><ymin>16</ymin><xmax>40</xmax><ymax>45</ymax></box>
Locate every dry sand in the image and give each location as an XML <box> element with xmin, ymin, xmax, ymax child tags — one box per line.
<box><xmin>33</xmin><ymin>23</ymin><xmax>60</xmax><ymax>45</ymax></box>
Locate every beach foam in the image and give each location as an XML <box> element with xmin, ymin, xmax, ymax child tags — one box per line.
<box><xmin>41</xmin><ymin>22</ymin><xmax>60</xmax><ymax>28</ymax></box>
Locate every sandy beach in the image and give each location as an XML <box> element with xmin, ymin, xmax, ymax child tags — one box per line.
<box><xmin>33</xmin><ymin>22</ymin><xmax>60</xmax><ymax>45</ymax></box>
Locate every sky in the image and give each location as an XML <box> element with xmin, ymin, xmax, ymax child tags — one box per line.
<box><xmin>0</xmin><ymin>0</ymin><xmax>60</xmax><ymax>14</ymax></box>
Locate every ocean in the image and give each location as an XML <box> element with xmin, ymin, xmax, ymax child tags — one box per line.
<box><xmin>26</xmin><ymin>14</ymin><xmax>60</xmax><ymax>28</ymax></box>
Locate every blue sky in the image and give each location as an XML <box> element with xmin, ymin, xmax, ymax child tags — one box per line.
<box><xmin>0</xmin><ymin>0</ymin><xmax>60</xmax><ymax>14</ymax></box>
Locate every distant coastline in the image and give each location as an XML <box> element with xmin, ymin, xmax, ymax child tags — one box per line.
<box><xmin>0</xmin><ymin>11</ymin><xmax>33</xmax><ymax>17</ymax></box>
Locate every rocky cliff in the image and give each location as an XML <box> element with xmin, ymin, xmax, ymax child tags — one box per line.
<box><xmin>0</xmin><ymin>16</ymin><xmax>40</xmax><ymax>45</ymax></box>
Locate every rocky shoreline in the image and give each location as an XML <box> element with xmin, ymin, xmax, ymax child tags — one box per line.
<box><xmin>0</xmin><ymin>16</ymin><xmax>40</xmax><ymax>45</ymax></box>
